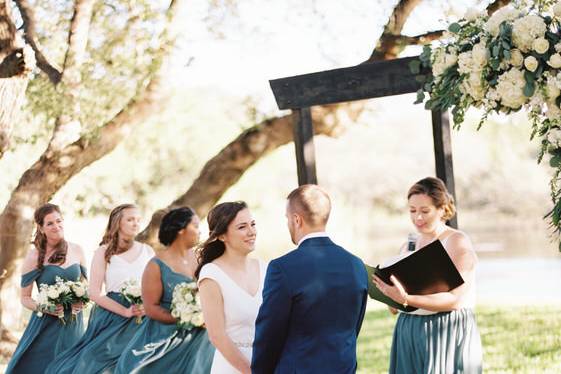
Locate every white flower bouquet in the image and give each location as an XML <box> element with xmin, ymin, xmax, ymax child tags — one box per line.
<box><xmin>36</xmin><ymin>276</ymin><xmax>89</xmax><ymax>323</ymax></box>
<box><xmin>412</xmin><ymin>1</ymin><xmax>561</xmax><ymax>244</ymax></box>
<box><xmin>171</xmin><ymin>281</ymin><xmax>205</xmax><ymax>330</ymax></box>
<box><xmin>120</xmin><ymin>278</ymin><xmax>143</xmax><ymax>324</ymax></box>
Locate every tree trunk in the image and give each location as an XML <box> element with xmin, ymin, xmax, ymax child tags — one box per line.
<box><xmin>0</xmin><ymin>0</ymin><xmax>35</xmax><ymax>159</ymax></box>
<box><xmin>138</xmin><ymin>104</ymin><xmax>361</xmax><ymax>249</ymax></box>
<box><xmin>0</xmin><ymin>0</ymin><xmax>183</xmax><ymax>348</ymax></box>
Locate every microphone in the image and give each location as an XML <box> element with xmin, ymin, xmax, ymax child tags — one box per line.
<box><xmin>407</xmin><ymin>233</ymin><xmax>418</xmax><ymax>252</ymax></box>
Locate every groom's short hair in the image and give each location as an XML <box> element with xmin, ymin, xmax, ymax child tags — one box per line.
<box><xmin>287</xmin><ymin>184</ymin><xmax>331</xmax><ymax>227</ymax></box>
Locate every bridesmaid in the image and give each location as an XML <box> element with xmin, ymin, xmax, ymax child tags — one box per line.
<box><xmin>46</xmin><ymin>203</ymin><xmax>154</xmax><ymax>373</ymax></box>
<box><xmin>6</xmin><ymin>203</ymin><xmax>87</xmax><ymax>374</ymax></box>
<box><xmin>115</xmin><ymin>207</ymin><xmax>214</xmax><ymax>374</ymax></box>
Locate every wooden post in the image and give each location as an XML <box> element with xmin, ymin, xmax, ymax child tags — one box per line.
<box><xmin>431</xmin><ymin>109</ymin><xmax>458</xmax><ymax>228</ymax></box>
<box><xmin>292</xmin><ymin>107</ymin><xmax>317</xmax><ymax>186</ymax></box>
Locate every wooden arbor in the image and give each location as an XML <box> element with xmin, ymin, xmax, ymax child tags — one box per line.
<box><xmin>269</xmin><ymin>56</ymin><xmax>458</xmax><ymax>228</ymax></box>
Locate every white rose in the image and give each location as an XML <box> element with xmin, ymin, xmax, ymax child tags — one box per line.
<box><xmin>183</xmin><ymin>293</ymin><xmax>193</xmax><ymax>303</ymax></box>
<box><xmin>508</xmin><ymin>49</ymin><xmax>524</xmax><ymax>67</ymax></box>
<box><xmin>128</xmin><ymin>285</ymin><xmax>141</xmax><ymax>298</ymax></box>
<box><xmin>191</xmin><ymin>313</ymin><xmax>205</xmax><ymax>327</ymax></box>
<box><xmin>524</xmin><ymin>56</ymin><xmax>538</xmax><ymax>72</ymax></box>
<box><xmin>47</xmin><ymin>288</ymin><xmax>60</xmax><ymax>299</ymax></box>
<box><xmin>472</xmin><ymin>42</ymin><xmax>489</xmax><ymax>67</ymax></box>
<box><xmin>496</xmin><ymin>69</ymin><xmax>527</xmax><ymax>108</ymax></box>
<box><xmin>171</xmin><ymin>309</ymin><xmax>180</xmax><ymax>318</ymax></box>
<box><xmin>180</xmin><ymin>310</ymin><xmax>191</xmax><ymax>323</ymax></box>
<box><xmin>548</xmin><ymin>127</ymin><xmax>561</xmax><ymax>145</ymax></box>
<box><xmin>72</xmin><ymin>284</ymin><xmax>85</xmax><ymax>297</ymax></box>
<box><xmin>533</xmin><ymin>38</ymin><xmax>549</xmax><ymax>54</ymax></box>
<box><xmin>548</xmin><ymin>53</ymin><xmax>561</xmax><ymax>68</ymax></box>
<box><xmin>554</xmin><ymin>2</ymin><xmax>561</xmax><ymax>18</ymax></box>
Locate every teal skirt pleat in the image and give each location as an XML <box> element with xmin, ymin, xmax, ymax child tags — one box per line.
<box><xmin>45</xmin><ymin>292</ymin><xmax>143</xmax><ymax>374</ymax></box>
<box><xmin>389</xmin><ymin>308</ymin><xmax>482</xmax><ymax>374</ymax></box>
<box><xmin>115</xmin><ymin>319</ymin><xmax>214</xmax><ymax>374</ymax></box>
<box><xmin>5</xmin><ymin>309</ymin><xmax>84</xmax><ymax>374</ymax></box>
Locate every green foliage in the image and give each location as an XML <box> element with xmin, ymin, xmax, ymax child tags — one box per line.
<box><xmin>412</xmin><ymin>4</ymin><xmax>561</xmax><ymax>247</ymax></box>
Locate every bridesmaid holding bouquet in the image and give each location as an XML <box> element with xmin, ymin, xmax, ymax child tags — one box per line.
<box><xmin>46</xmin><ymin>203</ymin><xmax>154</xmax><ymax>374</ymax></box>
<box><xmin>6</xmin><ymin>203</ymin><xmax>87</xmax><ymax>374</ymax></box>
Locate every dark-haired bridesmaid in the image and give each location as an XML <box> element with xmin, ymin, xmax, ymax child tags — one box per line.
<box><xmin>116</xmin><ymin>206</ymin><xmax>214</xmax><ymax>374</ymax></box>
<box><xmin>46</xmin><ymin>203</ymin><xmax>154</xmax><ymax>374</ymax></box>
<box><xmin>6</xmin><ymin>203</ymin><xmax>87</xmax><ymax>374</ymax></box>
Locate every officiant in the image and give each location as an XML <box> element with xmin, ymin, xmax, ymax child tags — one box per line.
<box><xmin>372</xmin><ymin>177</ymin><xmax>482</xmax><ymax>374</ymax></box>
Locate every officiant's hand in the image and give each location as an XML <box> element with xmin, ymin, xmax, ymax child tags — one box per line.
<box><xmin>372</xmin><ymin>274</ymin><xmax>408</xmax><ymax>305</ymax></box>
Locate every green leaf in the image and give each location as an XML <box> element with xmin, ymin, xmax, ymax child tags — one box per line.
<box><xmin>550</xmin><ymin>154</ymin><xmax>561</xmax><ymax>168</ymax></box>
<box><xmin>524</xmin><ymin>70</ymin><xmax>536</xmax><ymax>83</ymax></box>
<box><xmin>503</xmin><ymin>49</ymin><xmax>511</xmax><ymax>59</ymax></box>
<box><xmin>502</xmin><ymin>41</ymin><xmax>511</xmax><ymax>50</ymax></box>
<box><xmin>492</xmin><ymin>45</ymin><xmax>500</xmax><ymax>57</ymax></box>
<box><xmin>448</xmin><ymin>23</ymin><xmax>461</xmax><ymax>33</ymax></box>
<box><xmin>414</xmin><ymin>90</ymin><xmax>425</xmax><ymax>104</ymax></box>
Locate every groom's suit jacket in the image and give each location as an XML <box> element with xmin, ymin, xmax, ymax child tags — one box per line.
<box><xmin>251</xmin><ymin>236</ymin><xmax>368</xmax><ymax>374</ymax></box>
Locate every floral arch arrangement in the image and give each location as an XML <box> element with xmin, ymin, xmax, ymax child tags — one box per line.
<box><xmin>412</xmin><ymin>1</ymin><xmax>561</xmax><ymax>249</ymax></box>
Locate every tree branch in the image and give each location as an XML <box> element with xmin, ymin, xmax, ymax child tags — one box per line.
<box><xmin>487</xmin><ymin>0</ymin><xmax>512</xmax><ymax>15</ymax></box>
<box><xmin>365</xmin><ymin>0</ymin><xmax>422</xmax><ymax>62</ymax></box>
<box><xmin>13</xmin><ymin>0</ymin><xmax>61</xmax><ymax>84</ymax></box>
<box><xmin>136</xmin><ymin>104</ymin><xmax>363</xmax><ymax>249</ymax></box>
<box><xmin>60</xmin><ymin>0</ymin><xmax>95</xmax><ymax>82</ymax></box>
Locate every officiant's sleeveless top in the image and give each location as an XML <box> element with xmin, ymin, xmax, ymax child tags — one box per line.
<box><xmin>45</xmin><ymin>243</ymin><xmax>154</xmax><ymax>374</ymax></box>
<box><xmin>198</xmin><ymin>260</ymin><xmax>267</xmax><ymax>374</ymax></box>
<box><xmin>390</xmin><ymin>232</ymin><xmax>482</xmax><ymax>374</ymax></box>
<box><xmin>115</xmin><ymin>257</ymin><xmax>214</xmax><ymax>374</ymax></box>
<box><xmin>6</xmin><ymin>263</ymin><xmax>86</xmax><ymax>374</ymax></box>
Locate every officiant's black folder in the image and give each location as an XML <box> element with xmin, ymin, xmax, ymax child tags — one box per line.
<box><xmin>365</xmin><ymin>239</ymin><xmax>465</xmax><ymax>312</ymax></box>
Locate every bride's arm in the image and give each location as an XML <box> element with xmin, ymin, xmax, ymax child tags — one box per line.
<box><xmin>199</xmin><ymin>278</ymin><xmax>251</xmax><ymax>374</ymax></box>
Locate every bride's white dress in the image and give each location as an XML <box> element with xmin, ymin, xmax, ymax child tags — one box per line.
<box><xmin>198</xmin><ymin>260</ymin><xmax>267</xmax><ymax>374</ymax></box>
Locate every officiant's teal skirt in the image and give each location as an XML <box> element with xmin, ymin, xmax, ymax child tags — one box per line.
<box><xmin>45</xmin><ymin>292</ymin><xmax>142</xmax><ymax>374</ymax></box>
<box><xmin>389</xmin><ymin>308</ymin><xmax>482</xmax><ymax>374</ymax></box>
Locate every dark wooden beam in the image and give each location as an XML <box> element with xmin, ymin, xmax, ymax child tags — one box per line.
<box><xmin>270</xmin><ymin>56</ymin><xmax>420</xmax><ymax>110</ymax></box>
<box><xmin>431</xmin><ymin>109</ymin><xmax>458</xmax><ymax>228</ymax></box>
<box><xmin>292</xmin><ymin>108</ymin><xmax>317</xmax><ymax>185</ymax></box>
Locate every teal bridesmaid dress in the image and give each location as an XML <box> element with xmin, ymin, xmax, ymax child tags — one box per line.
<box><xmin>5</xmin><ymin>264</ymin><xmax>86</xmax><ymax>374</ymax></box>
<box><xmin>44</xmin><ymin>292</ymin><xmax>143</xmax><ymax>374</ymax></box>
<box><xmin>45</xmin><ymin>243</ymin><xmax>153</xmax><ymax>374</ymax></box>
<box><xmin>115</xmin><ymin>258</ymin><xmax>214</xmax><ymax>374</ymax></box>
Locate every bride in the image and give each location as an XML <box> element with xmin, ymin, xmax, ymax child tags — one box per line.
<box><xmin>196</xmin><ymin>201</ymin><xmax>267</xmax><ymax>374</ymax></box>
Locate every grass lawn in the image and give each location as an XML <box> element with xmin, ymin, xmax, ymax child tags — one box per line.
<box><xmin>1</xmin><ymin>305</ymin><xmax>559</xmax><ymax>373</ymax></box>
<box><xmin>357</xmin><ymin>305</ymin><xmax>561</xmax><ymax>373</ymax></box>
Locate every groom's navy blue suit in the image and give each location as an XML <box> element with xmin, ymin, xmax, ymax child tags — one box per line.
<box><xmin>251</xmin><ymin>236</ymin><xmax>368</xmax><ymax>374</ymax></box>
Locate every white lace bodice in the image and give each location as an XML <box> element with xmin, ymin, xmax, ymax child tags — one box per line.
<box><xmin>105</xmin><ymin>243</ymin><xmax>154</xmax><ymax>293</ymax></box>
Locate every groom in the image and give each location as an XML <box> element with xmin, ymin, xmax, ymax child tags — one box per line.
<box><xmin>252</xmin><ymin>184</ymin><xmax>368</xmax><ymax>373</ymax></box>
